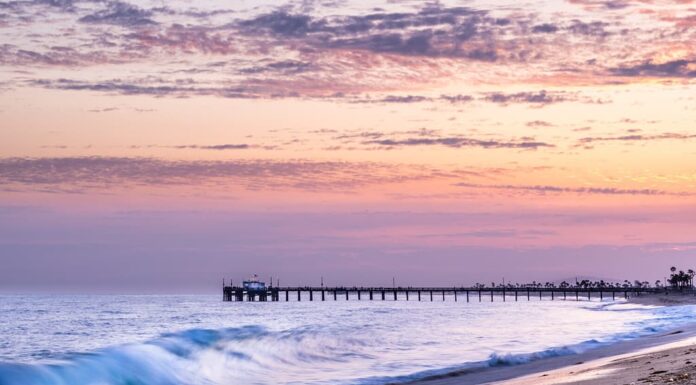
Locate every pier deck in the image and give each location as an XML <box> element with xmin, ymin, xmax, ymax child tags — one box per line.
<box><xmin>223</xmin><ymin>286</ymin><xmax>660</xmax><ymax>302</ymax></box>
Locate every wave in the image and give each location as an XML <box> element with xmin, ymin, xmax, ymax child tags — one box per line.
<box><xmin>0</xmin><ymin>324</ymin><xmax>377</xmax><ymax>385</ymax></box>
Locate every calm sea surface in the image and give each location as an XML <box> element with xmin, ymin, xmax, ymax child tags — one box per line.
<box><xmin>1</xmin><ymin>294</ymin><xmax>695</xmax><ymax>385</ymax></box>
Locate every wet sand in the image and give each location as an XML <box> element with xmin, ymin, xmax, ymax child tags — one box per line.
<box><xmin>407</xmin><ymin>293</ymin><xmax>696</xmax><ymax>385</ymax></box>
<box><xmin>627</xmin><ymin>292</ymin><xmax>696</xmax><ymax>307</ymax></box>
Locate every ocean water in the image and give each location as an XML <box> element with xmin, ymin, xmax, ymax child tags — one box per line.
<box><xmin>0</xmin><ymin>294</ymin><xmax>695</xmax><ymax>385</ymax></box>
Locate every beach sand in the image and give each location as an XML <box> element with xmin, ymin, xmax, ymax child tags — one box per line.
<box><xmin>407</xmin><ymin>293</ymin><xmax>696</xmax><ymax>385</ymax></box>
<box><xmin>495</xmin><ymin>333</ymin><xmax>696</xmax><ymax>385</ymax></box>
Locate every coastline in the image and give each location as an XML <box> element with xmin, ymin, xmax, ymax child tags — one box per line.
<box><xmin>406</xmin><ymin>293</ymin><xmax>696</xmax><ymax>385</ymax></box>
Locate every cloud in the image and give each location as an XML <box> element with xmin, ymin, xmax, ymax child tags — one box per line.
<box><xmin>440</xmin><ymin>94</ymin><xmax>475</xmax><ymax>103</ymax></box>
<box><xmin>0</xmin><ymin>157</ymin><xmax>452</xmax><ymax>193</ymax></box>
<box><xmin>79</xmin><ymin>1</ymin><xmax>157</xmax><ymax>27</ymax></box>
<box><xmin>609</xmin><ymin>59</ymin><xmax>696</xmax><ymax>78</ymax></box>
<box><xmin>238</xmin><ymin>11</ymin><xmax>318</xmax><ymax>37</ymax></box>
<box><xmin>126</xmin><ymin>24</ymin><xmax>237</xmax><ymax>55</ymax></box>
<box><xmin>350</xmin><ymin>95</ymin><xmax>434</xmax><ymax>104</ymax></box>
<box><xmin>577</xmin><ymin>132</ymin><xmax>696</xmax><ymax>146</ymax></box>
<box><xmin>566</xmin><ymin>20</ymin><xmax>611</xmax><ymax>37</ymax></box>
<box><xmin>29</xmin><ymin>78</ymin><xmax>254</xmax><ymax>98</ymax></box>
<box><xmin>456</xmin><ymin>182</ymin><xmax>692</xmax><ymax>196</ymax></box>
<box><xmin>350</xmin><ymin>94</ymin><xmax>474</xmax><ymax>104</ymax></box>
<box><xmin>567</xmin><ymin>0</ymin><xmax>634</xmax><ymax>11</ymax></box>
<box><xmin>0</xmin><ymin>45</ymin><xmax>106</xmax><ymax>67</ymax></box>
<box><xmin>326</xmin><ymin>32</ymin><xmax>440</xmax><ymax>57</ymax></box>
<box><xmin>170</xmin><ymin>144</ymin><xmax>251</xmax><ymax>150</ymax></box>
<box><xmin>532</xmin><ymin>23</ymin><xmax>558</xmax><ymax>33</ymax></box>
<box><xmin>4</xmin><ymin>0</ymin><xmax>694</xmax><ymax>99</ymax></box>
<box><xmin>526</xmin><ymin>120</ymin><xmax>553</xmax><ymax>127</ymax></box>
<box><xmin>482</xmin><ymin>91</ymin><xmax>574</xmax><ymax>105</ymax></box>
<box><xmin>240</xmin><ymin>60</ymin><xmax>314</xmax><ymax>74</ymax></box>
<box><xmin>87</xmin><ymin>107</ymin><xmax>119</xmax><ymax>113</ymax></box>
<box><xmin>364</xmin><ymin>137</ymin><xmax>553</xmax><ymax>150</ymax></box>
<box><xmin>29</xmin><ymin>78</ymin><xmax>606</xmax><ymax>107</ymax></box>
<box><xmin>234</xmin><ymin>6</ymin><xmax>509</xmax><ymax>60</ymax></box>
<box><xmin>329</xmin><ymin>127</ymin><xmax>554</xmax><ymax>150</ymax></box>
<box><xmin>36</xmin><ymin>0</ymin><xmax>77</xmax><ymax>9</ymax></box>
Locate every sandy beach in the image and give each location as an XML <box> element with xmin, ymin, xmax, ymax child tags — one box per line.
<box><xmin>407</xmin><ymin>293</ymin><xmax>696</xmax><ymax>385</ymax></box>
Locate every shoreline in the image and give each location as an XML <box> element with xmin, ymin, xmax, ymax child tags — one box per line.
<box><xmin>406</xmin><ymin>293</ymin><xmax>696</xmax><ymax>385</ymax></box>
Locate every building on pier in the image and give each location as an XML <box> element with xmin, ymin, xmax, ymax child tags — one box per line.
<box><xmin>243</xmin><ymin>274</ymin><xmax>266</xmax><ymax>291</ymax></box>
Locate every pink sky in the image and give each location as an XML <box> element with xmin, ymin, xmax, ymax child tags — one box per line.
<box><xmin>0</xmin><ymin>0</ymin><xmax>695</xmax><ymax>292</ymax></box>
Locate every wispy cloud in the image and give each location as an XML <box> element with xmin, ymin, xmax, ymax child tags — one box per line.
<box><xmin>526</xmin><ymin>120</ymin><xmax>554</xmax><ymax>127</ymax></box>
<box><xmin>456</xmin><ymin>182</ymin><xmax>692</xmax><ymax>196</ymax></box>
<box><xmin>364</xmin><ymin>137</ymin><xmax>554</xmax><ymax>150</ymax></box>
<box><xmin>0</xmin><ymin>157</ymin><xmax>468</xmax><ymax>193</ymax></box>
<box><xmin>169</xmin><ymin>144</ymin><xmax>251</xmax><ymax>150</ymax></box>
<box><xmin>79</xmin><ymin>1</ymin><xmax>156</xmax><ymax>27</ymax></box>
<box><xmin>349</xmin><ymin>91</ymin><xmax>598</xmax><ymax>106</ymax></box>
<box><xmin>610</xmin><ymin>59</ymin><xmax>696</xmax><ymax>78</ymax></box>
<box><xmin>577</xmin><ymin>132</ymin><xmax>696</xmax><ymax>146</ymax></box>
<box><xmin>29</xmin><ymin>78</ymin><xmax>608</xmax><ymax>107</ymax></box>
<box><xmin>482</xmin><ymin>91</ymin><xmax>567</xmax><ymax>105</ymax></box>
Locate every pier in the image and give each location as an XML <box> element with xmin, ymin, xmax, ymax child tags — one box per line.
<box><xmin>222</xmin><ymin>285</ymin><xmax>658</xmax><ymax>302</ymax></box>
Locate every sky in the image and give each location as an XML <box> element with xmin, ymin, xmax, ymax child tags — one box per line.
<box><xmin>0</xmin><ymin>0</ymin><xmax>695</xmax><ymax>293</ymax></box>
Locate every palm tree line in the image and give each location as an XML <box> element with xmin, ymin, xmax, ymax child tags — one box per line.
<box><xmin>468</xmin><ymin>267</ymin><xmax>695</xmax><ymax>290</ymax></box>
<box><xmin>668</xmin><ymin>266</ymin><xmax>695</xmax><ymax>289</ymax></box>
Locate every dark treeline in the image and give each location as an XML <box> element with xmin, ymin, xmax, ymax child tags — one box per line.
<box><xmin>469</xmin><ymin>266</ymin><xmax>694</xmax><ymax>290</ymax></box>
<box><xmin>668</xmin><ymin>266</ymin><xmax>695</xmax><ymax>289</ymax></box>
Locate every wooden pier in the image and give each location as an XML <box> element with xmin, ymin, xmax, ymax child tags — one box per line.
<box><xmin>223</xmin><ymin>285</ymin><xmax>658</xmax><ymax>302</ymax></box>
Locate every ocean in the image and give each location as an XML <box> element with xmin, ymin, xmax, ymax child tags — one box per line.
<box><xmin>0</xmin><ymin>294</ymin><xmax>695</xmax><ymax>385</ymax></box>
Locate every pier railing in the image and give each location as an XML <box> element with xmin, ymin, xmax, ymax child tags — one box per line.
<box><xmin>222</xmin><ymin>286</ymin><xmax>666</xmax><ymax>302</ymax></box>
